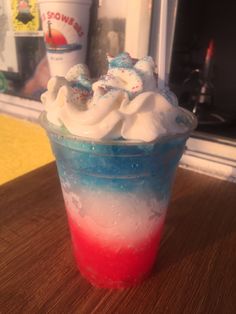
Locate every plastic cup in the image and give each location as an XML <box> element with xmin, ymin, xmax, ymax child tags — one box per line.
<box><xmin>40</xmin><ymin>109</ymin><xmax>197</xmax><ymax>289</ymax></box>
<box><xmin>38</xmin><ymin>0</ymin><xmax>92</xmax><ymax>76</ymax></box>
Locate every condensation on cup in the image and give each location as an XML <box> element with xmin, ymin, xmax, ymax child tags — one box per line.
<box><xmin>38</xmin><ymin>0</ymin><xmax>92</xmax><ymax>76</ymax></box>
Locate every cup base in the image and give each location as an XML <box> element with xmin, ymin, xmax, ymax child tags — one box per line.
<box><xmin>78</xmin><ymin>265</ymin><xmax>152</xmax><ymax>289</ymax></box>
<box><xmin>67</xmin><ymin>212</ymin><xmax>163</xmax><ymax>289</ymax></box>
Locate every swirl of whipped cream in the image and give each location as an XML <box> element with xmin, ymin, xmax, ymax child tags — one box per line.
<box><xmin>41</xmin><ymin>53</ymin><xmax>191</xmax><ymax>142</ymax></box>
<box><xmin>120</xmin><ymin>91</ymin><xmax>188</xmax><ymax>142</ymax></box>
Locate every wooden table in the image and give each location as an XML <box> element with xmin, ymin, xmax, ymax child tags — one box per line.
<box><xmin>1</xmin><ymin>163</ymin><xmax>236</xmax><ymax>313</ymax></box>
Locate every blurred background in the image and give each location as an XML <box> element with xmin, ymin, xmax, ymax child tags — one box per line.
<box><xmin>1</xmin><ymin>0</ymin><xmax>236</xmax><ymax>137</ymax></box>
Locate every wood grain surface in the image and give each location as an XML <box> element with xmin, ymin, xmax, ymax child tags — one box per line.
<box><xmin>1</xmin><ymin>163</ymin><xmax>236</xmax><ymax>314</ymax></box>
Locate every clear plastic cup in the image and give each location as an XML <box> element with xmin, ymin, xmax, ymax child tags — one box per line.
<box><xmin>40</xmin><ymin>109</ymin><xmax>197</xmax><ymax>288</ymax></box>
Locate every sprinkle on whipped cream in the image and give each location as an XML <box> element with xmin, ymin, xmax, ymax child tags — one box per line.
<box><xmin>41</xmin><ymin>53</ymin><xmax>191</xmax><ymax>142</ymax></box>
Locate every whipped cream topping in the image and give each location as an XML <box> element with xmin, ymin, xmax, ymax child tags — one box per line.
<box><xmin>41</xmin><ymin>52</ymin><xmax>191</xmax><ymax>142</ymax></box>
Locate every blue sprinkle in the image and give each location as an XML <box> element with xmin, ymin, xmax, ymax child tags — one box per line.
<box><xmin>108</xmin><ymin>52</ymin><xmax>133</xmax><ymax>69</ymax></box>
<box><xmin>71</xmin><ymin>75</ymin><xmax>92</xmax><ymax>92</ymax></box>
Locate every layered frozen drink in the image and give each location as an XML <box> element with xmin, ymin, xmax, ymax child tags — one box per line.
<box><xmin>40</xmin><ymin>53</ymin><xmax>197</xmax><ymax>288</ymax></box>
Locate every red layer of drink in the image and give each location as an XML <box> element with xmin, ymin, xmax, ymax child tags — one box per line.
<box><xmin>67</xmin><ymin>212</ymin><xmax>163</xmax><ymax>288</ymax></box>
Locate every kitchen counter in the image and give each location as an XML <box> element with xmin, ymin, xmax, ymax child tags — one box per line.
<box><xmin>1</xmin><ymin>163</ymin><xmax>236</xmax><ymax>313</ymax></box>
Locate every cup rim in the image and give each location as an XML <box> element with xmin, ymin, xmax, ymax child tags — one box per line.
<box><xmin>39</xmin><ymin>108</ymin><xmax>198</xmax><ymax>146</ymax></box>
